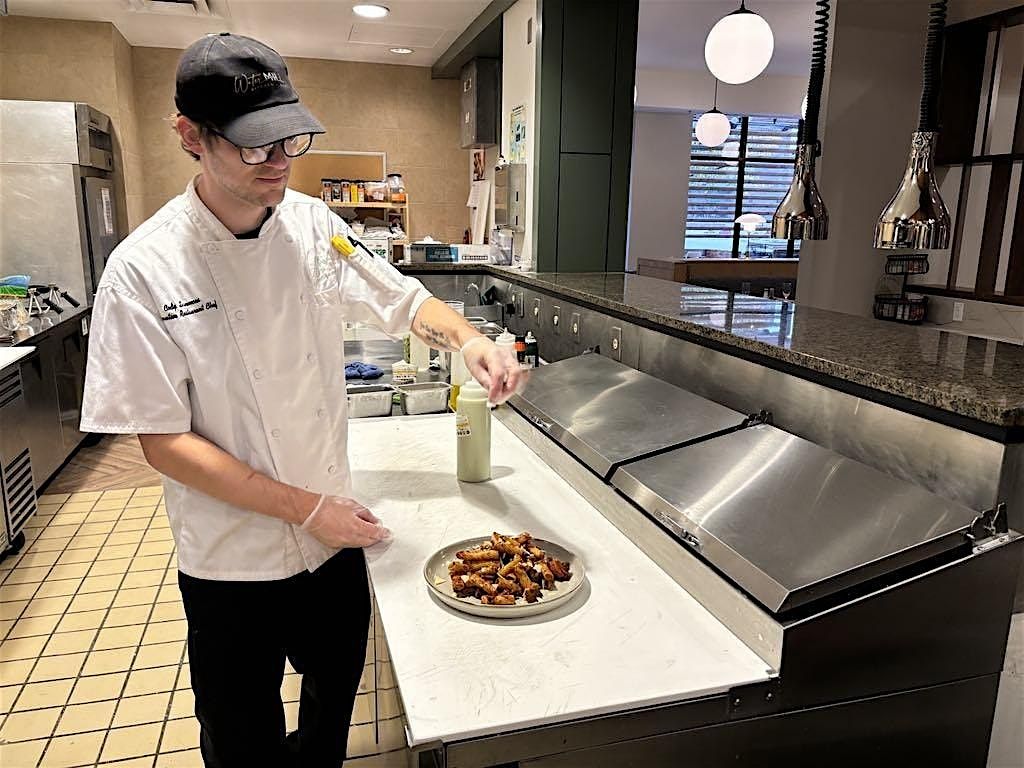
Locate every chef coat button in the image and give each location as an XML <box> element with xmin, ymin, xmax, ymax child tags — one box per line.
<box><xmin>306</xmin><ymin>353</ymin><xmax>315</xmax><ymax>363</ymax></box>
<box><xmin>271</xmin><ymin>428</ymin><xmax>281</xmax><ymax>438</ymax></box>
<box><xmin>299</xmin><ymin>293</ymin><xmax>307</xmax><ymax>304</ymax></box>
<box><xmin>327</xmin><ymin>465</ymin><xmax>336</xmax><ymax>475</ymax></box>
<box><xmin>253</xmin><ymin>369</ymin><xmax>263</xmax><ymax>380</ymax></box>
<box><xmin>285</xmin><ymin>235</ymin><xmax>294</xmax><ymax>243</ymax></box>
<box><xmin>234</xmin><ymin>310</ymin><xmax>245</xmax><ymax>320</ymax></box>
<box><xmin>316</xmin><ymin>408</ymin><xmax>326</xmax><ymax>419</ymax></box>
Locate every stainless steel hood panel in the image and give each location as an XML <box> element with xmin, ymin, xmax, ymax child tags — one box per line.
<box><xmin>509</xmin><ymin>354</ymin><xmax>746</xmax><ymax>478</ymax></box>
<box><xmin>611</xmin><ymin>424</ymin><xmax>979</xmax><ymax>614</ymax></box>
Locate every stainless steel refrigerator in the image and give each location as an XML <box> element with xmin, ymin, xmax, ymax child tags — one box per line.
<box><xmin>0</xmin><ymin>100</ymin><xmax>122</xmax><ymax>305</ymax></box>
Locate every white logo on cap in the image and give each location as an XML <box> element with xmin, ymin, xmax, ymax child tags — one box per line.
<box><xmin>234</xmin><ymin>71</ymin><xmax>282</xmax><ymax>94</ymax></box>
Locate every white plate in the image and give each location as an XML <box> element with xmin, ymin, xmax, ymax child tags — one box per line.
<box><xmin>423</xmin><ymin>537</ymin><xmax>586</xmax><ymax>619</ymax></box>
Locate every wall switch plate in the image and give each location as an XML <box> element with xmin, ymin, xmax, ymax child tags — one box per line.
<box><xmin>953</xmin><ymin>302</ymin><xmax>965</xmax><ymax>322</ymax></box>
<box><xmin>571</xmin><ymin>312</ymin><xmax>581</xmax><ymax>341</ymax></box>
<box><xmin>552</xmin><ymin>305</ymin><xmax>561</xmax><ymax>334</ymax></box>
<box><xmin>610</xmin><ymin>326</ymin><xmax>622</xmax><ymax>361</ymax></box>
<box><xmin>532</xmin><ymin>298</ymin><xmax>542</xmax><ymax>321</ymax></box>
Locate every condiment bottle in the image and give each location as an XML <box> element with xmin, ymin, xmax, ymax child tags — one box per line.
<box><xmin>456</xmin><ymin>379</ymin><xmax>491</xmax><ymax>482</ymax></box>
<box><xmin>495</xmin><ymin>328</ymin><xmax>516</xmax><ymax>357</ymax></box>
<box><xmin>410</xmin><ymin>333</ymin><xmax>431</xmax><ymax>372</ymax></box>
<box><xmin>524</xmin><ymin>331</ymin><xmax>538</xmax><ymax>367</ymax></box>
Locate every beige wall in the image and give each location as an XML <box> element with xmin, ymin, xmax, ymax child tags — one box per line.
<box><xmin>132</xmin><ymin>47</ymin><xmax>470</xmax><ymax>241</ymax></box>
<box><xmin>627</xmin><ymin>111</ymin><xmax>691</xmax><ymax>266</ymax></box>
<box><xmin>0</xmin><ymin>16</ymin><xmax>144</xmax><ymax>234</ymax></box>
<box><xmin>1</xmin><ymin>17</ymin><xmax>469</xmax><ymax>240</ymax></box>
<box><xmin>795</xmin><ymin>0</ymin><xmax>930</xmax><ymax>317</ymax></box>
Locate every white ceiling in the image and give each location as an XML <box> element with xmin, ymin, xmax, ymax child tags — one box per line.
<box><xmin>638</xmin><ymin>0</ymin><xmax>817</xmax><ymax>77</ymax></box>
<box><xmin>6</xmin><ymin>0</ymin><xmax>491</xmax><ymax>67</ymax></box>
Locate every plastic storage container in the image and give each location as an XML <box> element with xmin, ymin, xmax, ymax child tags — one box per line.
<box><xmin>391</xmin><ymin>361</ymin><xmax>417</xmax><ymax>385</ymax></box>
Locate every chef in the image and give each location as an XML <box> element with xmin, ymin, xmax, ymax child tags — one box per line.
<box><xmin>80</xmin><ymin>33</ymin><xmax>523</xmax><ymax>768</ymax></box>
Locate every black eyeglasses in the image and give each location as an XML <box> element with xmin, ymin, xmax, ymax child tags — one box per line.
<box><xmin>212</xmin><ymin>131</ymin><xmax>314</xmax><ymax>165</ymax></box>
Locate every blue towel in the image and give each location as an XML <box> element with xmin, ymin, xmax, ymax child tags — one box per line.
<box><xmin>345</xmin><ymin>361</ymin><xmax>384</xmax><ymax>380</ymax></box>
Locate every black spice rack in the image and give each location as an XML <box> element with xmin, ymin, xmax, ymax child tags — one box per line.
<box><xmin>873</xmin><ymin>255</ymin><xmax>929</xmax><ymax>324</ymax></box>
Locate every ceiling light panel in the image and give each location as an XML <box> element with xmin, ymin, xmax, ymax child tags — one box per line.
<box><xmin>349</xmin><ymin>22</ymin><xmax>445</xmax><ymax>48</ymax></box>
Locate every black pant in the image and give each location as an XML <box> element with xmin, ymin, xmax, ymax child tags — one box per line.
<box><xmin>178</xmin><ymin>549</ymin><xmax>370</xmax><ymax>768</ymax></box>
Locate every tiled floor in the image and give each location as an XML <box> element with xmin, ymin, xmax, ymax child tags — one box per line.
<box><xmin>0</xmin><ymin>487</ymin><xmax>409</xmax><ymax>768</ymax></box>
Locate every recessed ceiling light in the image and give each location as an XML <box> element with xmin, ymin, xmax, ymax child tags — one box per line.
<box><xmin>389</xmin><ymin>47</ymin><xmax>414</xmax><ymax>55</ymax></box>
<box><xmin>353</xmin><ymin>4</ymin><xmax>389</xmax><ymax>18</ymax></box>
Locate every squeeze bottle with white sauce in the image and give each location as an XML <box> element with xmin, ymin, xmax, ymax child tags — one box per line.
<box><xmin>495</xmin><ymin>328</ymin><xmax>516</xmax><ymax>357</ymax></box>
<box><xmin>456</xmin><ymin>379</ymin><xmax>491</xmax><ymax>482</ymax></box>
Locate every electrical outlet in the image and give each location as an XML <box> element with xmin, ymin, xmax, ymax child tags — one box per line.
<box><xmin>952</xmin><ymin>301</ymin><xmax>965</xmax><ymax>322</ymax></box>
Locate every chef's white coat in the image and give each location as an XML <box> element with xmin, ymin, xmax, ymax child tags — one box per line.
<box><xmin>81</xmin><ymin>179</ymin><xmax>431</xmax><ymax>581</ymax></box>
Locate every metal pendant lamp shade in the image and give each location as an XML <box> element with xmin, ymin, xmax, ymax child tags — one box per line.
<box><xmin>772</xmin><ymin>0</ymin><xmax>830</xmax><ymax>241</ymax></box>
<box><xmin>874</xmin><ymin>1</ymin><xmax>951</xmax><ymax>250</ymax></box>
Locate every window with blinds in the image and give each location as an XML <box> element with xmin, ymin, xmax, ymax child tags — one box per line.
<box><xmin>685</xmin><ymin>114</ymin><xmax>800</xmax><ymax>258</ymax></box>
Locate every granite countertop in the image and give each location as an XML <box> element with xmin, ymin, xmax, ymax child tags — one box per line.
<box><xmin>397</xmin><ymin>264</ymin><xmax>1024</xmax><ymax>429</ymax></box>
<box><xmin>636</xmin><ymin>257</ymin><xmax>800</xmax><ymax>264</ymax></box>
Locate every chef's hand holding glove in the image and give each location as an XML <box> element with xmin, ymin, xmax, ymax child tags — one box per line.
<box><xmin>461</xmin><ymin>336</ymin><xmax>528</xmax><ymax>405</ymax></box>
<box><xmin>301</xmin><ymin>495</ymin><xmax>390</xmax><ymax>548</ymax></box>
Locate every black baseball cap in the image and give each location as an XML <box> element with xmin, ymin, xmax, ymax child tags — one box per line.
<box><xmin>175</xmin><ymin>33</ymin><xmax>324</xmax><ymax>148</ymax></box>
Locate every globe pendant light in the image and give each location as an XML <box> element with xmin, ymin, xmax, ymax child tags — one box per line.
<box><xmin>695</xmin><ymin>80</ymin><xmax>731</xmax><ymax>148</ymax></box>
<box><xmin>773</xmin><ymin>0</ymin><xmax>830</xmax><ymax>241</ymax></box>
<box><xmin>874</xmin><ymin>1</ymin><xmax>951</xmax><ymax>250</ymax></box>
<box><xmin>705</xmin><ymin>1</ymin><xmax>775</xmax><ymax>85</ymax></box>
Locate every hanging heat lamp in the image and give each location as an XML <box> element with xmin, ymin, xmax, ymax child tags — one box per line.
<box><xmin>874</xmin><ymin>0</ymin><xmax>951</xmax><ymax>250</ymax></box>
<box><xmin>705</xmin><ymin>1</ymin><xmax>775</xmax><ymax>85</ymax></box>
<box><xmin>696</xmin><ymin>80</ymin><xmax>732</xmax><ymax>148</ymax></box>
<box><xmin>773</xmin><ymin>0</ymin><xmax>830</xmax><ymax>241</ymax></box>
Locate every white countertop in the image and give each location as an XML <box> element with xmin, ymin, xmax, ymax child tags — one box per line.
<box><xmin>350</xmin><ymin>414</ymin><xmax>771</xmax><ymax>747</ymax></box>
<box><xmin>0</xmin><ymin>346</ymin><xmax>35</xmax><ymax>371</ymax></box>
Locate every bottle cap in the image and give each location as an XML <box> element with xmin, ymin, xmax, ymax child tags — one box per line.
<box><xmin>460</xmin><ymin>378</ymin><xmax>488</xmax><ymax>400</ymax></box>
<box><xmin>495</xmin><ymin>328</ymin><xmax>516</xmax><ymax>346</ymax></box>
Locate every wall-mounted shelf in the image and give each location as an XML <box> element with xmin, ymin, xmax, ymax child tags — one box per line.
<box><xmin>327</xmin><ymin>202</ymin><xmax>408</xmax><ymax>210</ymax></box>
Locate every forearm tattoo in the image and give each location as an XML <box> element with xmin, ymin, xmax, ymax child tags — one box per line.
<box><xmin>419</xmin><ymin>322</ymin><xmax>457</xmax><ymax>351</ymax></box>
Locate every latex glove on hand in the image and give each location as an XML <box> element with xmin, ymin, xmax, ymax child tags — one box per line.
<box><xmin>461</xmin><ymin>336</ymin><xmax>528</xmax><ymax>404</ymax></box>
<box><xmin>301</xmin><ymin>494</ymin><xmax>389</xmax><ymax>548</ymax></box>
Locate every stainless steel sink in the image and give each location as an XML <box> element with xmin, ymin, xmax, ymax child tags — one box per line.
<box><xmin>463</xmin><ymin>304</ymin><xmax>503</xmax><ymax>324</ymax></box>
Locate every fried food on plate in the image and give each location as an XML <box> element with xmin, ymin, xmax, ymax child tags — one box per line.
<box><xmin>445</xmin><ymin>532</ymin><xmax>572</xmax><ymax>607</ymax></box>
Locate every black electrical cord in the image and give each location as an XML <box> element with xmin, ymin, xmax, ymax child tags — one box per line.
<box><xmin>918</xmin><ymin>0</ymin><xmax>948</xmax><ymax>132</ymax></box>
<box><xmin>800</xmin><ymin>0</ymin><xmax>830</xmax><ymax>148</ymax></box>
